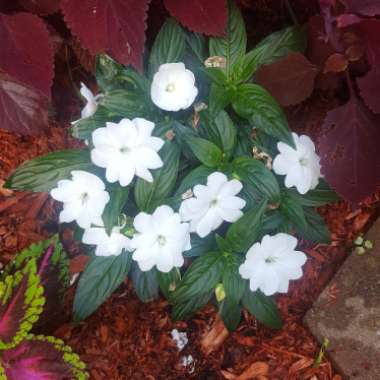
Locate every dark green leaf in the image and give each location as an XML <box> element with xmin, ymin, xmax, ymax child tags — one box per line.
<box><xmin>280</xmin><ymin>191</ymin><xmax>307</xmax><ymax>230</ymax></box>
<box><xmin>184</xmin><ymin>135</ymin><xmax>223</xmax><ymax>167</ymax></box>
<box><xmin>102</xmin><ymin>185</ymin><xmax>129</xmax><ymax>234</ymax></box>
<box><xmin>175</xmin><ymin>165</ymin><xmax>214</xmax><ymax>196</ymax></box>
<box><xmin>218</xmin><ymin>297</ymin><xmax>242</xmax><ymax>331</ymax></box>
<box><xmin>171</xmin><ymin>252</ymin><xmax>223</xmax><ymax>302</ymax></box>
<box><xmin>172</xmin><ymin>291</ymin><xmax>213</xmax><ymax>321</ymax></box>
<box><xmin>130</xmin><ymin>264</ymin><xmax>159</xmax><ymax>303</ymax></box>
<box><xmin>209</xmin><ymin>3</ymin><xmax>246</xmax><ymax>76</ymax></box>
<box><xmin>203</xmin><ymin>67</ymin><xmax>227</xmax><ymax>84</ymax></box>
<box><xmin>226</xmin><ymin>199</ymin><xmax>267</xmax><ymax>253</ymax></box>
<box><xmin>184</xmin><ymin>234</ymin><xmax>216</xmax><ymax>258</ymax></box>
<box><xmin>185</xmin><ymin>31</ymin><xmax>206</xmax><ymax>62</ymax></box>
<box><xmin>296</xmin><ymin>208</ymin><xmax>330</xmax><ymax>244</ymax></box>
<box><xmin>222</xmin><ymin>255</ymin><xmax>245</xmax><ymax>303</ymax></box>
<box><xmin>134</xmin><ymin>141</ymin><xmax>180</xmax><ymax>212</ymax></box>
<box><xmin>232</xmin><ymin>156</ymin><xmax>280</xmax><ymax>202</ymax></box>
<box><xmin>242</xmin><ymin>288</ymin><xmax>282</xmax><ymax>329</ymax></box>
<box><xmin>209</xmin><ymin>83</ymin><xmax>235</xmax><ymax>116</ymax></box>
<box><xmin>96</xmin><ymin>54</ymin><xmax>124</xmax><ymax>91</ymax></box>
<box><xmin>232</xmin><ymin>25</ymin><xmax>307</xmax><ymax>82</ymax></box>
<box><xmin>73</xmin><ymin>251</ymin><xmax>132</xmax><ymax>321</ymax></box>
<box><xmin>148</xmin><ymin>18</ymin><xmax>186</xmax><ymax>76</ymax></box>
<box><xmin>232</xmin><ymin>84</ymin><xmax>294</xmax><ymax>147</ymax></box>
<box><xmin>157</xmin><ymin>268</ymin><xmax>181</xmax><ymax>299</ymax></box>
<box><xmin>5</xmin><ymin>150</ymin><xmax>92</xmax><ymax>192</ymax></box>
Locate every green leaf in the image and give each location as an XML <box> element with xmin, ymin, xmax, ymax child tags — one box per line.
<box><xmin>172</xmin><ymin>291</ymin><xmax>213</xmax><ymax>321</ymax></box>
<box><xmin>222</xmin><ymin>255</ymin><xmax>245</xmax><ymax>303</ymax></box>
<box><xmin>218</xmin><ymin>297</ymin><xmax>242</xmax><ymax>331</ymax></box>
<box><xmin>175</xmin><ymin>165</ymin><xmax>214</xmax><ymax>196</ymax></box>
<box><xmin>280</xmin><ymin>191</ymin><xmax>307</xmax><ymax>230</ymax></box>
<box><xmin>73</xmin><ymin>252</ymin><xmax>132</xmax><ymax>321</ymax></box>
<box><xmin>203</xmin><ymin>67</ymin><xmax>228</xmax><ymax>84</ymax></box>
<box><xmin>232</xmin><ymin>156</ymin><xmax>280</xmax><ymax>202</ymax></box>
<box><xmin>209</xmin><ymin>83</ymin><xmax>235</xmax><ymax>116</ymax></box>
<box><xmin>286</xmin><ymin>180</ymin><xmax>340</xmax><ymax>207</ymax></box>
<box><xmin>242</xmin><ymin>288</ymin><xmax>282</xmax><ymax>329</ymax></box>
<box><xmin>233</xmin><ymin>25</ymin><xmax>307</xmax><ymax>82</ymax></box>
<box><xmin>185</xmin><ymin>31</ymin><xmax>206</xmax><ymax>62</ymax></box>
<box><xmin>232</xmin><ymin>84</ymin><xmax>294</xmax><ymax>147</ymax></box>
<box><xmin>96</xmin><ymin>54</ymin><xmax>124</xmax><ymax>91</ymax></box>
<box><xmin>184</xmin><ymin>234</ymin><xmax>216</xmax><ymax>258</ymax></box>
<box><xmin>171</xmin><ymin>252</ymin><xmax>223</xmax><ymax>302</ymax></box>
<box><xmin>134</xmin><ymin>141</ymin><xmax>180</xmax><ymax>212</ymax></box>
<box><xmin>130</xmin><ymin>264</ymin><xmax>159</xmax><ymax>303</ymax></box>
<box><xmin>102</xmin><ymin>185</ymin><xmax>129</xmax><ymax>234</ymax></box>
<box><xmin>71</xmin><ymin>106</ymin><xmax>113</xmax><ymax>141</ymax></box>
<box><xmin>148</xmin><ymin>18</ymin><xmax>186</xmax><ymax>76</ymax></box>
<box><xmin>209</xmin><ymin>3</ymin><xmax>247</xmax><ymax>77</ymax></box>
<box><xmin>5</xmin><ymin>150</ymin><xmax>92</xmax><ymax>192</ymax></box>
<box><xmin>157</xmin><ymin>268</ymin><xmax>181</xmax><ymax>299</ymax></box>
<box><xmin>296</xmin><ymin>208</ymin><xmax>330</xmax><ymax>244</ymax></box>
<box><xmin>184</xmin><ymin>135</ymin><xmax>223</xmax><ymax>167</ymax></box>
<box><xmin>226</xmin><ymin>199</ymin><xmax>267</xmax><ymax>253</ymax></box>
<box><xmin>200</xmin><ymin>110</ymin><xmax>237</xmax><ymax>158</ymax></box>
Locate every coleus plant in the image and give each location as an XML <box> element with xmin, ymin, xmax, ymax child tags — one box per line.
<box><xmin>5</xmin><ymin>2</ymin><xmax>338</xmax><ymax>331</ymax></box>
<box><xmin>0</xmin><ymin>237</ymin><xmax>88</xmax><ymax>379</ymax></box>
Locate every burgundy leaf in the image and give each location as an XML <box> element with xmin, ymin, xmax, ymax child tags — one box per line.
<box><xmin>0</xmin><ymin>74</ymin><xmax>49</xmax><ymax>135</ymax></box>
<box><xmin>319</xmin><ymin>96</ymin><xmax>380</xmax><ymax>202</ymax></box>
<box><xmin>336</xmin><ymin>13</ymin><xmax>361</xmax><ymax>28</ymax></box>
<box><xmin>2</xmin><ymin>336</ymin><xmax>87</xmax><ymax>380</ymax></box>
<box><xmin>343</xmin><ymin>0</ymin><xmax>380</xmax><ymax>16</ymax></box>
<box><xmin>164</xmin><ymin>0</ymin><xmax>227</xmax><ymax>36</ymax></box>
<box><xmin>355</xmin><ymin>20</ymin><xmax>380</xmax><ymax>114</ymax></box>
<box><xmin>255</xmin><ymin>53</ymin><xmax>318</xmax><ymax>107</ymax></box>
<box><xmin>61</xmin><ymin>0</ymin><xmax>149</xmax><ymax>69</ymax></box>
<box><xmin>18</xmin><ymin>0</ymin><xmax>61</xmax><ymax>15</ymax></box>
<box><xmin>0</xmin><ymin>12</ymin><xmax>53</xmax><ymax>98</ymax></box>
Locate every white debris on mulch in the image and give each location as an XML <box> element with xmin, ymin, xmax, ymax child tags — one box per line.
<box><xmin>170</xmin><ymin>329</ymin><xmax>188</xmax><ymax>351</ymax></box>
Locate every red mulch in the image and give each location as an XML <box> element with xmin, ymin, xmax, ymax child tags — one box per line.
<box><xmin>1</xmin><ymin>112</ymin><xmax>379</xmax><ymax>380</ymax></box>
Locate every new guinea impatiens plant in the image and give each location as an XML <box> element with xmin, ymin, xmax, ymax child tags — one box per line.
<box><xmin>0</xmin><ymin>237</ymin><xmax>88</xmax><ymax>379</ymax></box>
<box><xmin>5</xmin><ymin>2</ymin><xmax>339</xmax><ymax>330</ymax></box>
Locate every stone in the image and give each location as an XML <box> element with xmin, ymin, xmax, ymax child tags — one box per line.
<box><xmin>305</xmin><ymin>218</ymin><xmax>380</xmax><ymax>380</ymax></box>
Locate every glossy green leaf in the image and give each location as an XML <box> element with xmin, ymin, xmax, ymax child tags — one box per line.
<box><xmin>148</xmin><ymin>18</ymin><xmax>186</xmax><ymax>76</ymax></box>
<box><xmin>218</xmin><ymin>297</ymin><xmax>242</xmax><ymax>331</ymax></box>
<box><xmin>172</xmin><ymin>291</ymin><xmax>212</xmax><ymax>321</ymax></box>
<box><xmin>134</xmin><ymin>141</ymin><xmax>180</xmax><ymax>212</ymax></box>
<box><xmin>130</xmin><ymin>264</ymin><xmax>159</xmax><ymax>303</ymax></box>
<box><xmin>296</xmin><ymin>208</ymin><xmax>330</xmax><ymax>244</ymax></box>
<box><xmin>96</xmin><ymin>54</ymin><xmax>124</xmax><ymax>91</ymax></box>
<box><xmin>185</xmin><ymin>31</ymin><xmax>206</xmax><ymax>62</ymax></box>
<box><xmin>209</xmin><ymin>83</ymin><xmax>235</xmax><ymax>116</ymax></box>
<box><xmin>102</xmin><ymin>185</ymin><xmax>129</xmax><ymax>234</ymax></box>
<box><xmin>184</xmin><ymin>233</ymin><xmax>216</xmax><ymax>258</ymax></box>
<box><xmin>184</xmin><ymin>135</ymin><xmax>223</xmax><ymax>167</ymax></box>
<box><xmin>171</xmin><ymin>252</ymin><xmax>223</xmax><ymax>303</ymax></box>
<box><xmin>175</xmin><ymin>165</ymin><xmax>214</xmax><ymax>196</ymax></box>
<box><xmin>73</xmin><ymin>251</ymin><xmax>132</xmax><ymax>321</ymax></box>
<box><xmin>232</xmin><ymin>84</ymin><xmax>294</xmax><ymax>147</ymax></box>
<box><xmin>226</xmin><ymin>199</ymin><xmax>267</xmax><ymax>253</ymax></box>
<box><xmin>232</xmin><ymin>156</ymin><xmax>280</xmax><ymax>201</ymax></box>
<box><xmin>280</xmin><ymin>191</ymin><xmax>307</xmax><ymax>230</ymax></box>
<box><xmin>5</xmin><ymin>150</ymin><xmax>92</xmax><ymax>192</ymax></box>
<box><xmin>157</xmin><ymin>268</ymin><xmax>181</xmax><ymax>299</ymax></box>
<box><xmin>242</xmin><ymin>288</ymin><xmax>282</xmax><ymax>329</ymax></box>
<box><xmin>222</xmin><ymin>255</ymin><xmax>245</xmax><ymax>303</ymax></box>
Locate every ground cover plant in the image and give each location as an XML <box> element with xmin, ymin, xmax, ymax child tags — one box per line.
<box><xmin>5</xmin><ymin>1</ymin><xmax>339</xmax><ymax>333</ymax></box>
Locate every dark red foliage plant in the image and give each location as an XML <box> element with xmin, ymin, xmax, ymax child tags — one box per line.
<box><xmin>0</xmin><ymin>0</ymin><xmax>227</xmax><ymax>135</ymax></box>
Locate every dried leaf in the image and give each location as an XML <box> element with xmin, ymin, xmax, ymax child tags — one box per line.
<box><xmin>61</xmin><ymin>0</ymin><xmax>150</xmax><ymax>69</ymax></box>
<box><xmin>323</xmin><ymin>53</ymin><xmax>348</xmax><ymax>73</ymax></box>
<box><xmin>236</xmin><ymin>361</ymin><xmax>269</xmax><ymax>380</ymax></box>
<box><xmin>164</xmin><ymin>0</ymin><xmax>227</xmax><ymax>36</ymax></box>
<box><xmin>319</xmin><ymin>96</ymin><xmax>380</xmax><ymax>202</ymax></box>
<box><xmin>201</xmin><ymin>315</ymin><xmax>229</xmax><ymax>355</ymax></box>
<box><xmin>256</xmin><ymin>53</ymin><xmax>318</xmax><ymax>106</ymax></box>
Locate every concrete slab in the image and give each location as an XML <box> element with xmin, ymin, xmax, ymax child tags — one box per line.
<box><xmin>305</xmin><ymin>218</ymin><xmax>380</xmax><ymax>380</ymax></box>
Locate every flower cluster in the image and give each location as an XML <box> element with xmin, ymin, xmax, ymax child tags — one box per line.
<box><xmin>50</xmin><ymin>62</ymin><xmax>320</xmax><ymax>294</ymax></box>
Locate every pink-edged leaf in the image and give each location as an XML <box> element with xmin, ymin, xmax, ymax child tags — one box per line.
<box><xmin>0</xmin><ymin>260</ymin><xmax>44</xmax><ymax>349</ymax></box>
<box><xmin>343</xmin><ymin>0</ymin><xmax>380</xmax><ymax>16</ymax></box>
<box><xmin>355</xmin><ymin>20</ymin><xmax>380</xmax><ymax>114</ymax></box>
<box><xmin>18</xmin><ymin>0</ymin><xmax>61</xmax><ymax>15</ymax></box>
<box><xmin>61</xmin><ymin>0</ymin><xmax>149</xmax><ymax>69</ymax></box>
<box><xmin>319</xmin><ymin>96</ymin><xmax>380</xmax><ymax>203</ymax></box>
<box><xmin>2</xmin><ymin>335</ymin><xmax>88</xmax><ymax>380</ymax></box>
<box><xmin>0</xmin><ymin>73</ymin><xmax>49</xmax><ymax>135</ymax></box>
<box><xmin>5</xmin><ymin>237</ymin><xmax>69</xmax><ymax>333</ymax></box>
<box><xmin>164</xmin><ymin>0</ymin><xmax>227</xmax><ymax>36</ymax></box>
<box><xmin>0</xmin><ymin>12</ymin><xmax>53</xmax><ymax>98</ymax></box>
<box><xmin>255</xmin><ymin>53</ymin><xmax>318</xmax><ymax>107</ymax></box>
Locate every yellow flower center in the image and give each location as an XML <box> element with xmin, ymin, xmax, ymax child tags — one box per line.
<box><xmin>166</xmin><ymin>83</ymin><xmax>176</xmax><ymax>93</ymax></box>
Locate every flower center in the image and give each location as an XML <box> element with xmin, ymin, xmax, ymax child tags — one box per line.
<box><xmin>210</xmin><ymin>199</ymin><xmax>218</xmax><ymax>207</ymax></box>
<box><xmin>120</xmin><ymin>146</ymin><xmax>130</xmax><ymax>154</ymax></box>
<box><xmin>265</xmin><ymin>256</ymin><xmax>277</xmax><ymax>264</ymax></box>
<box><xmin>165</xmin><ymin>83</ymin><xmax>176</xmax><ymax>93</ymax></box>
<box><xmin>299</xmin><ymin>157</ymin><xmax>308</xmax><ymax>166</ymax></box>
<box><xmin>157</xmin><ymin>234</ymin><xmax>167</xmax><ymax>246</ymax></box>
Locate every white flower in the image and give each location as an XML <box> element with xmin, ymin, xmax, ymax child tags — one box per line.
<box><xmin>79</xmin><ymin>82</ymin><xmax>103</xmax><ymax>119</ymax></box>
<box><xmin>82</xmin><ymin>226</ymin><xmax>131</xmax><ymax>256</ymax></box>
<box><xmin>273</xmin><ymin>132</ymin><xmax>321</xmax><ymax>194</ymax></box>
<box><xmin>151</xmin><ymin>63</ymin><xmax>198</xmax><ymax>112</ymax></box>
<box><xmin>239</xmin><ymin>233</ymin><xmax>307</xmax><ymax>296</ymax></box>
<box><xmin>50</xmin><ymin>171</ymin><xmax>110</xmax><ymax>229</ymax></box>
<box><xmin>131</xmin><ymin>205</ymin><xmax>191</xmax><ymax>273</ymax></box>
<box><xmin>179</xmin><ymin>172</ymin><xmax>246</xmax><ymax>238</ymax></box>
<box><xmin>91</xmin><ymin>118</ymin><xmax>164</xmax><ymax>186</ymax></box>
